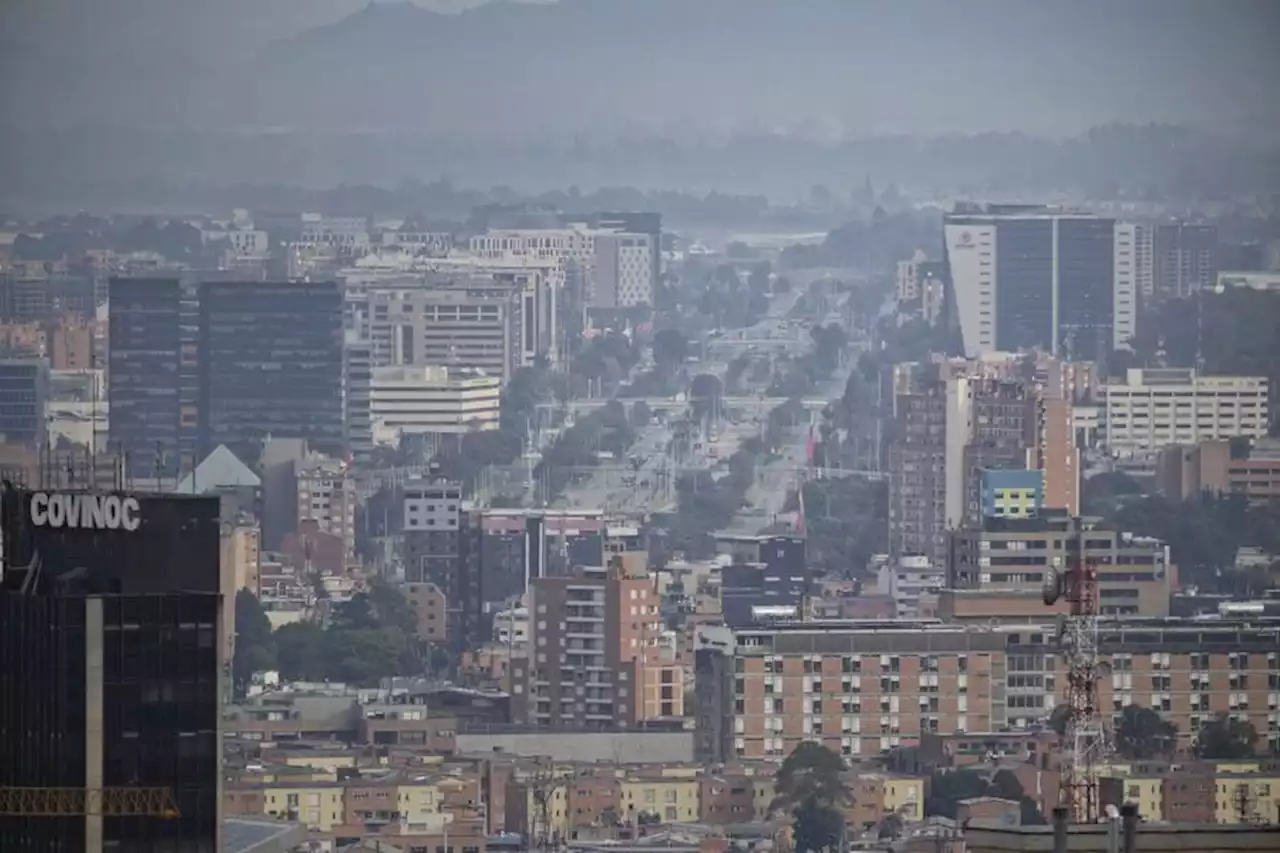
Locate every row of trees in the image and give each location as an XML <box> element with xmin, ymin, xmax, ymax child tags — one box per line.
<box><xmin>1051</xmin><ymin>704</ymin><xmax>1261</xmax><ymax>761</ymax></box>
<box><xmin>534</xmin><ymin>401</ymin><xmax>635</xmax><ymax>500</ymax></box>
<box><xmin>787</xmin><ymin>477</ymin><xmax>888</xmax><ymax>578</ymax></box>
<box><xmin>232</xmin><ymin>579</ymin><xmax>444</xmax><ymax>695</ymax></box>
<box><xmin>658</xmin><ymin>260</ymin><xmax>774</xmax><ymax>331</ymax></box>
<box><xmin>664</xmin><ymin>444</ymin><xmax>760</xmax><ymax>558</ymax></box>
<box><xmin>1079</xmin><ymin>478</ymin><xmax>1280</xmax><ymax>593</ymax></box>
<box><xmin>772</xmin><ymin>741</ymin><xmax>1048</xmax><ymax>852</ymax></box>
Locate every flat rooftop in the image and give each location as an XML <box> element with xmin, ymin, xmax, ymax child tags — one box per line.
<box><xmin>225</xmin><ymin>818</ymin><xmax>306</xmax><ymax>853</ymax></box>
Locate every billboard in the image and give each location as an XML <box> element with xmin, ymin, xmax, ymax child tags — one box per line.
<box><xmin>0</xmin><ymin>486</ymin><xmax>221</xmax><ymax>594</ymax></box>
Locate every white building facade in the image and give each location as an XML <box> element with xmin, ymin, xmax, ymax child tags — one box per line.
<box><xmin>1100</xmin><ymin>368</ymin><xmax>1270</xmax><ymax>455</ymax></box>
<box><xmin>370</xmin><ymin>366</ymin><xmax>502</xmax><ymax>446</ymax></box>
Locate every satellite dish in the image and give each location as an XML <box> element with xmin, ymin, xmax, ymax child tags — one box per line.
<box><xmin>1043</xmin><ymin>567</ymin><xmax>1061</xmax><ymax>605</ymax></box>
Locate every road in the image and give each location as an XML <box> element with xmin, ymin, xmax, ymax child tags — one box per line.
<box><xmin>548</xmin><ymin>288</ymin><xmax>809</xmax><ymax>516</ymax></box>
<box><xmin>718</xmin><ymin>290</ymin><xmax>867</xmax><ymax>536</ymax></box>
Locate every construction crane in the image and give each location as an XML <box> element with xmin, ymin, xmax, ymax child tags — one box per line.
<box><xmin>0</xmin><ymin>787</ymin><xmax>180</xmax><ymax>818</ymax></box>
<box><xmin>1043</xmin><ymin>521</ymin><xmax>1111</xmax><ymax>825</ymax></box>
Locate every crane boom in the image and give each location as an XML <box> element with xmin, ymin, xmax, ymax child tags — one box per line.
<box><xmin>0</xmin><ymin>787</ymin><xmax>180</xmax><ymax>818</ymax></box>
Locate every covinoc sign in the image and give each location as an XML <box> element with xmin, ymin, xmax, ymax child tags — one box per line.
<box><xmin>28</xmin><ymin>492</ymin><xmax>143</xmax><ymax>532</ymax></box>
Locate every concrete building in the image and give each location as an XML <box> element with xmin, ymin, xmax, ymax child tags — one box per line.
<box><xmin>1115</xmin><ymin>221</ymin><xmax>1153</xmax><ymax>332</ymax></box>
<box><xmin>342</xmin><ymin>329</ymin><xmax>373</xmax><ymax>460</ymax></box>
<box><xmin>876</xmin><ymin>555</ymin><xmax>945</xmax><ymax>618</ymax></box>
<box><xmin>401</xmin><ymin>480</ymin><xmax>484</xmax><ymax>654</ymax></box>
<box><xmin>0</xmin><ymin>357</ymin><xmax>48</xmax><ymax>448</ymax></box>
<box><xmin>48</xmin><ymin>315</ymin><xmax>95</xmax><ymax>369</ymax></box>
<box><xmin>469</xmin><ymin>224</ymin><xmax>655</xmax><ymax>310</ymax></box>
<box><xmin>370</xmin><ymin>365</ymin><xmax>501</xmax><ymax>446</ymax></box>
<box><xmin>0</xmin><ymin>321</ymin><xmax>47</xmax><ymax>358</ymax></box>
<box><xmin>47</xmin><ymin>367</ymin><xmax>107</xmax><ymax>449</ymax></box>
<box><xmin>895</xmin><ymin>252</ymin><xmax>946</xmax><ymax>326</ymax></box>
<box><xmin>592</xmin><ymin>232</ymin><xmax>655</xmax><ymax>308</ymax></box>
<box><xmin>693</xmin><ymin>616</ymin><xmax>1280</xmax><ymax>763</ymax></box>
<box><xmin>221</xmin><ymin>522</ymin><xmax>263</xmax><ymax>662</ymax></box>
<box><xmin>1100</xmin><ymin>368</ymin><xmax>1269</xmax><ymax>455</ymax></box>
<box><xmin>365</xmin><ymin>278</ymin><xmax>523</xmax><ymax>385</ymax></box>
<box><xmin>943</xmin><ymin>203</ymin><xmax>1133</xmax><ymax>358</ymax></box>
<box><xmin>519</xmin><ymin>560</ymin><xmax>682</xmax><ymax>729</ymax></box>
<box><xmin>1215</xmin><ymin>270</ymin><xmax>1280</xmax><ymax>293</ymax></box>
<box><xmin>1155</xmin><ymin>438</ymin><xmax>1280</xmax><ymax>505</ymax></box>
<box><xmin>890</xmin><ymin>371</ymin><xmax>1057</xmax><ymax>567</ymax></box>
<box><xmin>1153</xmin><ymin>221</ymin><xmax>1218</xmax><ymax>301</ymax></box>
<box><xmin>296</xmin><ymin>460</ymin><xmax>356</xmax><ymax>558</ymax></box>
<box><xmin>964</xmin><ymin>814</ymin><xmax>1279</xmax><ymax>853</ymax></box>
<box><xmin>478</xmin><ymin>509</ymin><xmax>608</xmax><ymax>607</ymax></box>
<box><xmin>979</xmin><ymin>469</ymin><xmax>1043</xmax><ymax>519</ymax></box>
<box><xmin>947</xmin><ymin>511</ymin><xmax>1175</xmax><ymax>617</ymax></box>
<box><xmin>715</xmin><ymin>535</ymin><xmax>809</xmax><ymax>627</ymax></box>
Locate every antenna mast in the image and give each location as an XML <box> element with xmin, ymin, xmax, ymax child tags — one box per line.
<box><xmin>1044</xmin><ymin>519</ymin><xmax>1110</xmax><ymax>824</ymax></box>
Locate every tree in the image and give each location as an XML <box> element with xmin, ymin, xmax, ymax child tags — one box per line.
<box><xmin>927</xmin><ymin>769</ymin><xmax>1044</xmax><ymax>825</ymax></box>
<box><xmin>689</xmin><ymin>372</ymin><xmax>723</xmax><ymax>423</ymax></box>
<box><xmin>1049</xmin><ymin>705</ymin><xmax>1070</xmax><ymax>736</ymax></box>
<box><xmin>232</xmin><ymin>589</ymin><xmax>277</xmax><ymax>694</ymax></box>
<box><xmin>366</xmin><ymin>577</ymin><xmax>419</xmax><ymax>634</ymax></box>
<box><xmin>773</xmin><ymin>741</ymin><xmax>849</xmax><ymax>853</ymax></box>
<box><xmin>652</xmin><ymin>329</ymin><xmax>689</xmax><ymax>376</ymax></box>
<box><xmin>791</xmin><ymin>796</ymin><xmax>844</xmax><ymax>853</ymax></box>
<box><xmin>1194</xmin><ymin>712</ymin><xmax>1259</xmax><ymax>759</ymax></box>
<box><xmin>1115</xmin><ymin>705</ymin><xmax>1178</xmax><ymax>760</ymax></box>
<box><xmin>630</xmin><ymin>399</ymin><xmax>652</xmax><ymax>429</ymax></box>
<box><xmin>274</xmin><ymin>621</ymin><xmax>328</xmax><ymax>682</ymax></box>
<box><xmin>773</xmin><ymin>741</ymin><xmax>850</xmax><ymax>812</ymax></box>
<box><xmin>876</xmin><ymin>813</ymin><xmax>904</xmax><ymax>839</ymax></box>
<box><xmin>925</xmin><ymin>769</ymin><xmax>989</xmax><ymax>819</ymax></box>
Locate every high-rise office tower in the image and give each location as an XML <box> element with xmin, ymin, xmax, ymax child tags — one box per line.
<box><xmin>108</xmin><ymin>278</ymin><xmax>189</xmax><ymax>476</ymax></box>
<box><xmin>197</xmin><ymin>281</ymin><xmax>344</xmax><ymax>461</ymax></box>
<box><xmin>0</xmin><ymin>357</ymin><xmax>49</xmax><ymax>449</ymax></box>
<box><xmin>1153</xmin><ymin>222</ymin><xmax>1218</xmax><ymax>301</ymax></box>
<box><xmin>944</xmin><ymin>204</ymin><xmax>1135</xmax><ymax>358</ymax></box>
<box><xmin>0</xmin><ymin>486</ymin><xmax>224</xmax><ymax>852</ymax></box>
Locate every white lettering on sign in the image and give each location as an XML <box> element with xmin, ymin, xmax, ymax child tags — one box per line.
<box><xmin>29</xmin><ymin>493</ymin><xmax>142</xmax><ymax>532</ymax></box>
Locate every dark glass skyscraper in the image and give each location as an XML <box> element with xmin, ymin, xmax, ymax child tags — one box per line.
<box><xmin>0</xmin><ymin>486</ymin><xmax>223</xmax><ymax>852</ymax></box>
<box><xmin>0</xmin><ymin>358</ymin><xmax>49</xmax><ymax>448</ymax></box>
<box><xmin>107</xmin><ymin>278</ymin><xmax>186</xmax><ymax>476</ymax></box>
<box><xmin>197</xmin><ymin>281</ymin><xmax>344</xmax><ymax>461</ymax></box>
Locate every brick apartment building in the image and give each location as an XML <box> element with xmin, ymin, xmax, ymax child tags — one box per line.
<box><xmin>694</xmin><ymin>617</ymin><xmax>1280</xmax><ymax>762</ymax></box>
<box><xmin>513</xmin><ymin>560</ymin><xmax>683</xmax><ymax>729</ymax></box>
<box><xmin>1156</xmin><ymin>438</ymin><xmax>1280</xmax><ymax>506</ymax></box>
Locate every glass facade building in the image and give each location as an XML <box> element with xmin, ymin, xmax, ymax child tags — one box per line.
<box><xmin>945</xmin><ymin>204</ymin><xmax>1121</xmax><ymax>359</ymax></box>
<box><xmin>0</xmin><ymin>487</ymin><xmax>223</xmax><ymax>853</ymax></box>
<box><xmin>0</xmin><ymin>358</ymin><xmax>49</xmax><ymax>447</ymax></box>
<box><xmin>198</xmin><ymin>281</ymin><xmax>344</xmax><ymax>461</ymax></box>
<box><xmin>107</xmin><ymin>278</ymin><xmax>188</xmax><ymax>477</ymax></box>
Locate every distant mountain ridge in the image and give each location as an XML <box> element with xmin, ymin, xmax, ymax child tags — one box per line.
<box><xmin>1</xmin><ymin>0</ymin><xmax>1278</xmax><ymax>143</ymax></box>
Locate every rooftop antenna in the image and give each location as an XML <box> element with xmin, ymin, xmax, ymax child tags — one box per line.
<box><xmin>1043</xmin><ymin>519</ymin><xmax>1110</xmax><ymax>824</ymax></box>
<box><xmin>152</xmin><ymin>441</ymin><xmax>166</xmax><ymax>492</ymax></box>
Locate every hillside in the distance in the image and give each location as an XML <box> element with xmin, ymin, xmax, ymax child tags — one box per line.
<box><xmin>1</xmin><ymin>0</ymin><xmax>1278</xmax><ymax>141</ymax></box>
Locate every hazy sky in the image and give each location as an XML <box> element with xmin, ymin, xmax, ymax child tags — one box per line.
<box><xmin>2</xmin><ymin>0</ymin><xmax>1278</xmax><ymax>140</ymax></box>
